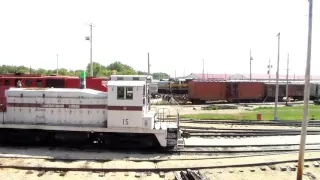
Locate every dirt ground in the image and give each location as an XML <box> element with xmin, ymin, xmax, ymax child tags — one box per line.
<box><xmin>151</xmin><ymin>105</ymin><xmax>247</xmax><ymax>115</ymax></box>
<box><xmin>0</xmin><ymin>165</ymin><xmax>319</xmax><ymax>180</ymax></box>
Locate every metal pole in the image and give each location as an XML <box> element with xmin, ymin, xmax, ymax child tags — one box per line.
<box><xmin>274</xmin><ymin>32</ymin><xmax>280</xmax><ymax>121</ymax></box>
<box><xmin>148</xmin><ymin>52</ymin><xmax>150</xmax><ymax>75</ymax></box>
<box><xmin>202</xmin><ymin>59</ymin><xmax>204</xmax><ymax>79</ymax></box>
<box><xmin>56</xmin><ymin>54</ymin><xmax>59</xmax><ymax>74</ymax></box>
<box><xmin>268</xmin><ymin>59</ymin><xmax>271</xmax><ymax>82</ymax></box>
<box><xmin>90</xmin><ymin>23</ymin><xmax>93</xmax><ymax>77</ymax></box>
<box><xmin>250</xmin><ymin>49</ymin><xmax>252</xmax><ymax>81</ymax></box>
<box><xmin>286</xmin><ymin>53</ymin><xmax>289</xmax><ymax>106</ymax></box>
<box><xmin>297</xmin><ymin>0</ymin><xmax>313</xmax><ymax>179</ymax></box>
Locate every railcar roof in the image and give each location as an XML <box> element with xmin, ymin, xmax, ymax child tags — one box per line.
<box><xmin>7</xmin><ymin>87</ymin><xmax>107</xmax><ymax>94</ymax></box>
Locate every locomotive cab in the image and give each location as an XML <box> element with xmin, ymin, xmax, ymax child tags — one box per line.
<box><xmin>107</xmin><ymin>80</ymin><xmax>153</xmax><ymax>128</ymax></box>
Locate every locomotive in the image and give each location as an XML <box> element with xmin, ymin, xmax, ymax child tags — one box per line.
<box><xmin>0</xmin><ymin>74</ymin><xmax>184</xmax><ymax>149</ymax></box>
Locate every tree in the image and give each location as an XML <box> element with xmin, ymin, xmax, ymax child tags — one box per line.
<box><xmin>0</xmin><ymin>61</ymin><xmax>171</xmax><ymax>79</ymax></box>
<box><xmin>152</xmin><ymin>72</ymin><xmax>170</xmax><ymax>80</ymax></box>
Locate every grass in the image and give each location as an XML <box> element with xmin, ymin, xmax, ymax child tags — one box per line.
<box><xmin>180</xmin><ymin>105</ymin><xmax>320</xmax><ymax>121</ymax></box>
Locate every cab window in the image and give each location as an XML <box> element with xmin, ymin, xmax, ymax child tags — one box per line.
<box><xmin>117</xmin><ymin>87</ymin><xmax>125</xmax><ymax>99</ymax></box>
<box><xmin>117</xmin><ymin>86</ymin><xmax>134</xmax><ymax>100</ymax></box>
<box><xmin>126</xmin><ymin>87</ymin><xmax>133</xmax><ymax>99</ymax></box>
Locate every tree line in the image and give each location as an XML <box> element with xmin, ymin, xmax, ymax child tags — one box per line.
<box><xmin>0</xmin><ymin>61</ymin><xmax>171</xmax><ymax>80</ymax></box>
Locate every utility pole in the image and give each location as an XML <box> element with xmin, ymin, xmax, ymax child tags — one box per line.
<box><xmin>267</xmin><ymin>59</ymin><xmax>272</xmax><ymax>82</ymax></box>
<box><xmin>175</xmin><ymin>70</ymin><xmax>176</xmax><ymax>79</ymax></box>
<box><xmin>297</xmin><ymin>0</ymin><xmax>313</xmax><ymax>179</ymax></box>
<box><xmin>274</xmin><ymin>32</ymin><xmax>280</xmax><ymax>121</ymax></box>
<box><xmin>285</xmin><ymin>53</ymin><xmax>289</xmax><ymax>106</ymax></box>
<box><xmin>250</xmin><ymin>49</ymin><xmax>253</xmax><ymax>81</ymax></box>
<box><xmin>202</xmin><ymin>59</ymin><xmax>204</xmax><ymax>79</ymax></box>
<box><xmin>89</xmin><ymin>23</ymin><xmax>93</xmax><ymax>77</ymax></box>
<box><xmin>85</xmin><ymin>23</ymin><xmax>94</xmax><ymax>77</ymax></box>
<box><xmin>56</xmin><ymin>54</ymin><xmax>59</xmax><ymax>74</ymax></box>
<box><xmin>148</xmin><ymin>52</ymin><xmax>150</xmax><ymax>75</ymax></box>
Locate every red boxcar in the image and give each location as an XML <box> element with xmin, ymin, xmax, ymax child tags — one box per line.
<box><xmin>188</xmin><ymin>80</ymin><xmax>227</xmax><ymax>104</ymax></box>
<box><xmin>226</xmin><ymin>82</ymin><xmax>265</xmax><ymax>102</ymax></box>
<box><xmin>288</xmin><ymin>84</ymin><xmax>304</xmax><ymax>99</ymax></box>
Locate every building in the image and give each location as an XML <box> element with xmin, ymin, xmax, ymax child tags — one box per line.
<box><xmin>184</xmin><ymin>73</ymin><xmax>320</xmax><ymax>81</ymax></box>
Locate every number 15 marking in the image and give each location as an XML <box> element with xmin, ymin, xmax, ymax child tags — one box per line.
<box><xmin>123</xmin><ymin>118</ymin><xmax>128</xmax><ymax>125</ymax></box>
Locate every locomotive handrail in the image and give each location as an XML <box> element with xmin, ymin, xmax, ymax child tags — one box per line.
<box><xmin>169</xmin><ymin>96</ymin><xmax>182</xmax><ymax>114</ymax></box>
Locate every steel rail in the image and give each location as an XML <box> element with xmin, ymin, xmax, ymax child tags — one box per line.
<box><xmin>1</xmin><ymin>157</ymin><xmax>320</xmax><ymax>172</ymax></box>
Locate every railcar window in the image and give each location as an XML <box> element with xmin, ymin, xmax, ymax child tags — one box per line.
<box><xmin>4</xmin><ymin>80</ymin><xmax>10</xmax><ymax>85</ymax></box>
<box><xmin>117</xmin><ymin>87</ymin><xmax>125</xmax><ymax>99</ymax></box>
<box><xmin>0</xmin><ymin>80</ymin><xmax>2</xmax><ymax>86</ymax></box>
<box><xmin>36</xmin><ymin>80</ymin><xmax>42</xmax><ymax>86</ymax></box>
<box><xmin>133</xmin><ymin>77</ymin><xmax>139</xmax><ymax>81</ymax></box>
<box><xmin>25</xmin><ymin>79</ymin><xmax>32</xmax><ymax>86</ymax></box>
<box><xmin>117</xmin><ymin>77</ymin><xmax>124</xmax><ymax>80</ymax></box>
<box><xmin>126</xmin><ymin>87</ymin><xmax>133</xmax><ymax>99</ymax></box>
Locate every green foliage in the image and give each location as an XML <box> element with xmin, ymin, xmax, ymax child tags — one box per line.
<box><xmin>180</xmin><ymin>105</ymin><xmax>320</xmax><ymax>121</ymax></box>
<box><xmin>152</xmin><ymin>72</ymin><xmax>170</xmax><ymax>79</ymax></box>
<box><xmin>0</xmin><ymin>62</ymin><xmax>170</xmax><ymax>78</ymax></box>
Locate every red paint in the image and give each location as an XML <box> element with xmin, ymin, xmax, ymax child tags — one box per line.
<box><xmin>188</xmin><ymin>80</ymin><xmax>227</xmax><ymax>101</ymax></box>
<box><xmin>107</xmin><ymin>106</ymin><xmax>143</xmax><ymax>111</ymax></box>
<box><xmin>6</xmin><ymin>103</ymin><xmax>142</xmax><ymax>111</ymax></box>
<box><xmin>227</xmin><ymin>82</ymin><xmax>265</xmax><ymax>101</ymax></box>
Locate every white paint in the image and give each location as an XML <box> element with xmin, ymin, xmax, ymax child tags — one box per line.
<box><xmin>0</xmin><ymin>122</ymin><xmax>169</xmax><ymax>146</ymax></box>
<box><xmin>0</xmin><ymin>76</ymin><xmax>183</xmax><ymax>148</ymax></box>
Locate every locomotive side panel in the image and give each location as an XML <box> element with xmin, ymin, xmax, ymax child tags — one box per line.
<box><xmin>5</xmin><ymin>88</ymin><xmax>108</xmax><ymax>126</ymax></box>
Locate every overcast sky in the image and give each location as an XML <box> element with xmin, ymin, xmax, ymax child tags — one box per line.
<box><xmin>0</xmin><ymin>0</ymin><xmax>318</xmax><ymax>77</ymax></box>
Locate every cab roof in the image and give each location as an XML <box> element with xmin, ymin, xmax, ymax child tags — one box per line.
<box><xmin>107</xmin><ymin>80</ymin><xmax>146</xmax><ymax>87</ymax></box>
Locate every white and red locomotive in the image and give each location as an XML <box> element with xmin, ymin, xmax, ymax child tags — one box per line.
<box><xmin>0</xmin><ymin>75</ymin><xmax>184</xmax><ymax>149</ymax></box>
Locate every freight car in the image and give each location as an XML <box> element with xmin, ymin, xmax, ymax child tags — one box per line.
<box><xmin>187</xmin><ymin>80</ymin><xmax>320</xmax><ymax>104</ymax></box>
<box><xmin>188</xmin><ymin>80</ymin><xmax>227</xmax><ymax>104</ymax></box>
<box><xmin>0</xmin><ymin>75</ymin><xmax>184</xmax><ymax>149</ymax></box>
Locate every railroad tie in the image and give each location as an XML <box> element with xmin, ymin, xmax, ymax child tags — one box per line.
<box><xmin>289</xmin><ymin>165</ymin><xmax>296</xmax><ymax>171</ymax></box>
<box><xmin>159</xmin><ymin>171</ymin><xmax>165</xmax><ymax>178</ymax></box>
<box><xmin>313</xmin><ymin>162</ymin><xmax>320</xmax><ymax>167</ymax></box>
<box><xmin>135</xmin><ymin>172</ymin><xmax>141</xmax><ymax>178</ymax></box>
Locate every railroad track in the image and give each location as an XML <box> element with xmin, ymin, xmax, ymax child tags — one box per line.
<box><xmin>1</xmin><ymin>143</ymin><xmax>320</xmax><ymax>158</ymax></box>
<box><xmin>177</xmin><ymin>119</ymin><xmax>320</xmax><ymax>127</ymax></box>
<box><xmin>0</xmin><ymin>143</ymin><xmax>320</xmax><ymax>179</ymax></box>
<box><xmin>181</xmin><ymin>126</ymin><xmax>320</xmax><ymax>137</ymax></box>
<box><xmin>1</xmin><ymin>152</ymin><xmax>320</xmax><ymax>179</ymax></box>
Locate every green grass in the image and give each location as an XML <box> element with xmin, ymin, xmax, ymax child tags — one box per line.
<box><xmin>180</xmin><ymin>105</ymin><xmax>320</xmax><ymax>121</ymax></box>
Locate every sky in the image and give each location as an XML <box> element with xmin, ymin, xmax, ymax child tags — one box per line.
<box><xmin>0</xmin><ymin>0</ymin><xmax>319</xmax><ymax>77</ymax></box>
